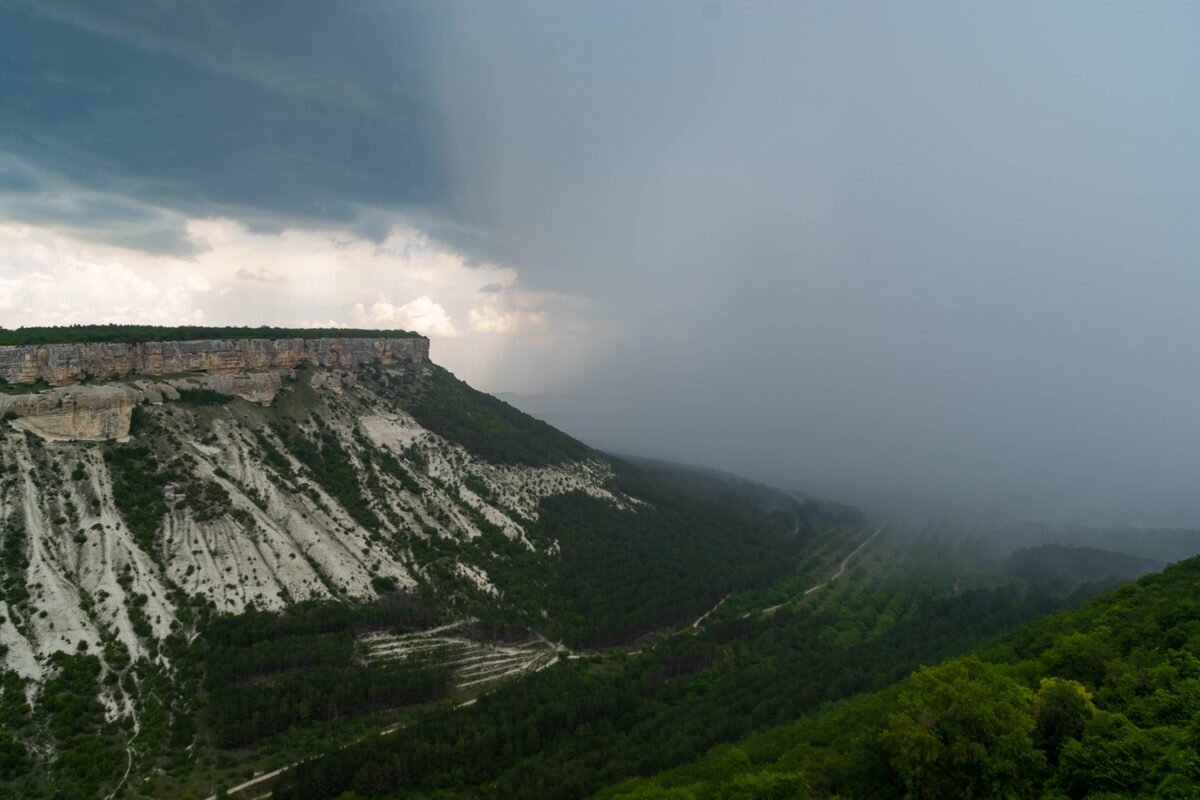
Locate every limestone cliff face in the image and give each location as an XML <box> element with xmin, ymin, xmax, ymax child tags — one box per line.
<box><xmin>0</xmin><ymin>335</ymin><xmax>429</xmax><ymax>439</ymax></box>
<box><xmin>0</xmin><ymin>385</ymin><xmax>141</xmax><ymax>440</ymax></box>
<box><xmin>168</xmin><ymin>372</ymin><xmax>284</xmax><ymax>405</ymax></box>
<box><xmin>0</xmin><ymin>369</ymin><xmax>615</xmax><ymax>690</ymax></box>
<box><xmin>0</xmin><ymin>336</ymin><xmax>428</xmax><ymax>386</ymax></box>
<box><xmin>0</xmin><ymin>373</ymin><xmax>286</xmax><ymax>440</ymax></box>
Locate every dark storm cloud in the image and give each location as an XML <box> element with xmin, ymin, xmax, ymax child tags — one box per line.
<box><xmin>0</xmin><ymin>157</ymin><xmax>38</xmax><ymax>192</ymax></box>
<box><xmin>0</xmin><ymin>0</ymin><xmax>448</xmax><ymax>249</ymax></box>
<box><xmin>2</xmin><ymin>0</ymin><xmax>1199</xmax><ymax>526</ymax></box>
<box><xmin>0</xmin><ymin>154</ymin><xmax>199</xmax><ymax>252</ymax></box>
<box><xmin>424</xmin><ymin>1</ymin><xmax>1200</xmax><ymax>525</ymax></box>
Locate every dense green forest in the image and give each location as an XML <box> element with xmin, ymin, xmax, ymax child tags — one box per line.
<box><xmin>2</xmin><ymin>474</ymin><xmax>1181</xmax><ymax>799</ymax></box>
<box><xmin>0</xmin><ymin>325</ymin><xmax>422</xmax><ymax>346</ymax></box>
<box><xmin>598</xmin><ymin>554</ymin><xmax>1200</xmax><ymax>799</ymax></box>
<box><xmin>270</xmin><ymin>534</ymin><xmax>1100</xmax><ymax>800</ymax></box>
<box><xmin>609</xmin><ymin>458</ymin><xmax>862</xmax><ymax>532</ymax></box>
<box><xmin>202</xmin><ymin>601</ymin><xmax>451</xmax><ymax>749</ymax></box>
<box><xmin>469</xmin><ymin>489</ymin><xmax>803</xmax><ymax>646</ymax></box>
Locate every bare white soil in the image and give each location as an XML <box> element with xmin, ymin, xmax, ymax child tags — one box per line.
<box><xmin>361</xmin><ymin>624</ymin><xmax>557</xmax><ymax>690</ymax></box>
<box><xmin>0</xmin><ymin>371</ymin><xmax>621</xmax><ymax>692</ymax></box>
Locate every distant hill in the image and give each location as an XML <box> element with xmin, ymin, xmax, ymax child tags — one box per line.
<box><xmin>997</xmin><ymin>521</ymin><xmax>1200</xmax><ymax>564</ymax></box>
<box><xmin>1005</xmin><ymin>543</ymin><xmax>1163</xmax><ymax>593</ymax></box>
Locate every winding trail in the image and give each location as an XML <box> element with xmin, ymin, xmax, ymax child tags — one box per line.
<box><xmin>103</xmin><ymin>727</ymin><xmax>138</xmax><ymax>800</ymax></box>
<box><xmin>762</xmin><ymin>526</ymin><xmax>883</xmax><ymax>615</ymax></box>
<box><xmin>203</xmin><ymin>764</ymin><xmax>291</xmax><ymax>800</ymax></box>
<box><xmin>200</xmin><ymin>709</ymin><xmax>452</xmax><ymax>800</ymax></box>
<box><xmin>691</xmin><ymin>593</ymin><xmax>731</xmax><ymax>629</ymax></box>
<box><xmin>810</xmin><ymin>526</ymin><xmax>883</xmax><ymax>590</ymax></box>
<box><xmin>690</xmin><ymin>511</ymin><xmax>807</xmax><ymax>631</ymax></box>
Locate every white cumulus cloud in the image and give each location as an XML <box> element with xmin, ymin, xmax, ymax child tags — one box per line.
<box><xmin>0</xmin><ymin>216</ymin><xmax>606</xmax><ymax>394</ymax></box>
<box><xmin>0</xmin><ymin>224</ymin><xmax>207</xmax><ymax>325</ymax></box>
<box><xmin>351</xmin><ymin>295</ymin><xmax>460</xmax><ymax>337</ymax></box>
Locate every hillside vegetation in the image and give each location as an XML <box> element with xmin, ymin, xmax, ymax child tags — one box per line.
<box><xmin>404</xmin><ymin>365</ymin><xmax>593</xmax><ymax>466</ymax></box>
<box><xmin>270</xmin><ymin>532</ymin><xmax>1110</xmax><ymax>800</ymax></box>
<box><xmin>598</xmin><ymin>553</ymin><xmax>1200</xmax><ymax>799</ymax></box>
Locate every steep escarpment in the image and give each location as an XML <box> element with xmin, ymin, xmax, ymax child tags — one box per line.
<box><xmin>0</xmin><ymin>374</ymin><xmax>289</xmax><ymax>440</ymax></box>
<box><xmin>0</xmin><ymin>330</ymin><xmax>856</xmax><ymax>800</ymax></box>
<box><xmin>0</xmin><ymin>384</ymin><xmax>142</xmax><ymax>440</ymax></box>
<box><xmin>0</xmin><ymin>344</ymin><xmax>826</xmax><ymax>670</ymax></box>
<box><xmin>0</xmin><ymin>335</ymin><xmax>428</xmax><ymax>386</ymax></box>
<box><xmin>0</xmin><ymin>360</ymin><xmax>629</xmax><ymax>683</ymax></box>
<box><xmin>0</xmin><ymin>335</ymin><xmax>428</xmax><ymax>439</ymax></box>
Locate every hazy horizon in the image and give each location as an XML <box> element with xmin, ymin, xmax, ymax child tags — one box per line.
<box><xmin>2</xmin><ymin>1</ymin><xmax>1198</xmax><ymax>527</ymax></box>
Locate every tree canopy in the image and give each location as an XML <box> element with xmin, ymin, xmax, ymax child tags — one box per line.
<box><xmin>0</xmin><ymin>325</ymin><xmax>422</xmax><ymax>346</ymax></box>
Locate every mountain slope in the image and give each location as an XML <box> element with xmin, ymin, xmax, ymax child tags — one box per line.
<box><xmin>1</xmin><ymin>360</ymin><xmax>614</xmax><ymax>680</ymax></box>
<box><xmin>0</xmin><ymin>328</ymin><xmax>860</xmax><ymax>798</ymax></box>
<box><xmin>0</xmin><ymin>340</ymin><xmax>836</xmax><ymax>665</ymax></box>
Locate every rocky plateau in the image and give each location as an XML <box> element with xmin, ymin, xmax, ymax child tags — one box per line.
<box><xmin>0</xmin><ymin>336</ymin><xmax>428</xmax><ymax>440</ymax></box>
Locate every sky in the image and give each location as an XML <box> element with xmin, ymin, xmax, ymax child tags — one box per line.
<box><xmin>1</xmin><ymin>0</ymin><xmax>1199</xmax><ymax>526</ymax></box>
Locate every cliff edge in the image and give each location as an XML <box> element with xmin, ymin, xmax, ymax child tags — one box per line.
<box><xmin>0</xmin><ymin>335</ymin><xmax>429</xmax><ymax>439</ymax></box>
<box><xmin>0</xmin><ymin>335</ymin><xmax>428</xmax><ymax>386</ymax></box>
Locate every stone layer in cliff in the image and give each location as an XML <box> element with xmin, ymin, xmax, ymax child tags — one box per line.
<box><xmin>0</xmin><ymin>336</ymin><xmax>429</xmax><ymax>386</ymax></box>
<box><xmin>0</xmin><ymin>372</ymin><xmax>290</xmax><ymax>440</ymax></box>
<box><xmin>0</xmin><ymin>385</ymin><xmax>141</xmax><ymax>440</ymax></box>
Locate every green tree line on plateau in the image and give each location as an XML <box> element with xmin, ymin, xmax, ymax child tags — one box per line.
<box><xmin>0</xmin><ymin>325</ymin><xmax>422</xmax><ymax>346</ymax></box>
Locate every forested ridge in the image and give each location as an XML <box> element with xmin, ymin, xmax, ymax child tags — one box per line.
<box><xmin>1005</xmin><ymin>544</ymin><xmax>1163</xmax><ymax>594</ymax></box>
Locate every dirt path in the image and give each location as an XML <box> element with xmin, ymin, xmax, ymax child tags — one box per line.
<box><xmin>691</xmin><ymin>593</ymin><xmax>731</xmax><ymax>629</ymax></box>
<box><xmin>103</xmin><ymin>727</ymin><xmax>138</xmax><ymax>800</ymax></box>
<box><xmin>762</xmin><ymin>527</ymin><xmax>883</xmax><ymax>615</ymax></box>
<box><xmin>203</xmin><ymin>764</ymin><xmax>291</xmax><ymax>800</ymax></box>
<box><xmin>690</xmin><ymin>512</ymin><xmax>807</xmax><ymax>631</ymax></box>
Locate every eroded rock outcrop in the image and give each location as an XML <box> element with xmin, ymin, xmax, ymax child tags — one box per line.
<box><xmin>0</xmin><ymin>384</ymin><xmax>141</xmax><ymax>440</ymax></box>
<box><xmin>0</xmin><ymin>373</ymin><xmax>290</xmax><ymax>440</ymax></box>
<box><xmin>167</xmin><ymin>371</ymin><xmax>284</xmax><ymax>404</ymax></box>
<box><xmin>0</xmin><ymin>336</ymin><xmax>428</xmax><ymax>386</ymax></box>
<box><xmin>0</xmin><ymin>335</ymin><xmax>429</xmax><ymax>439</ymax></box>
